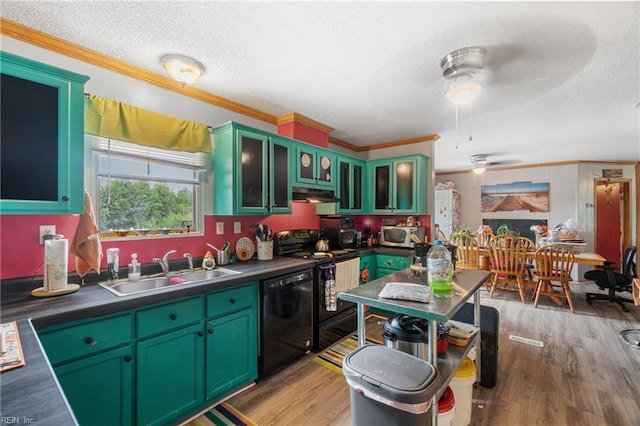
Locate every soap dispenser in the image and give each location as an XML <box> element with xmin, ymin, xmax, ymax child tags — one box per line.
<box><xmin>128</xmin><ymin>253</ymin><xmax>141</xmax><ymax>282</ymax></box>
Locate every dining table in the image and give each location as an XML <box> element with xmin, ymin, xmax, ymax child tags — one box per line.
<box><xmin>477</xmin><ymin>248</ymin><xmax>605</xmax><ymax>266</ymax></box>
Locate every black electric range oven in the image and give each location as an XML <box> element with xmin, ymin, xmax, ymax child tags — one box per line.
<box><xmin>275</xmin><ymin>229</ymin><xmax>360</xmax><ymax>352</ymax></box>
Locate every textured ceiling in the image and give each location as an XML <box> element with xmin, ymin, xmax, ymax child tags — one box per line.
<box><xmin>2</xmin><ymin>1</ymin><xmax>639</xmax><ymax>172</ymax></box>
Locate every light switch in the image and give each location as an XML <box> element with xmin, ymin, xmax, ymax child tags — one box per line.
<box><xmin>216</xmin><ymin>222</ymin><xmax>224</xmax><ymax>235</ymax></box>
<box><xmin>234</xmin><ymin>222</ymin><xmax>241</xmax><ymax>234</ymax></box>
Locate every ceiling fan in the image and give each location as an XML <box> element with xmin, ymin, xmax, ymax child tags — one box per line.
<box><xmin>470</xmin><ymin>154</ymin><xmax>519</xmax><ymax>173</ymax></box>
<box><xmin>435</xmin><ymin>46</ymin><xmax>493</xmax><ymax>105</ymax></box>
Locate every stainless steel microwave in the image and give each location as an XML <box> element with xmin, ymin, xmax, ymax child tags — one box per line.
<box><xmin>379</xmin><ymin>226</ymin><xmax>426</xmax><ymax>248</ymax></box>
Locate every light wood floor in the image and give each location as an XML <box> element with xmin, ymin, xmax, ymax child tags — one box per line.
<box><xmin>227</xmin><ymin>282</ymin><xmax>640</xmax><ymax>425</ymax></box>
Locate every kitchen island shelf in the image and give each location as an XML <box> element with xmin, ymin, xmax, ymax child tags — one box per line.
<box><xmin>339</xmin><ymin>267</ymin><xmax>491</xmax><ymax>425</ymax></box>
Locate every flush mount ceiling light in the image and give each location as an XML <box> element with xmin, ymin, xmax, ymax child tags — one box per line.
<box><xmin>437</xmin><ymin>46</ymin><xmax>492</xmax><ymax>105</ymax></box>
<box><xmin>470</xmin><ymin>154</ymin><xmax>488</xmax><ymax>174</ymax></box>
<box><xmin>161</xmin><ymin>54</ymin><xmax>205</xmax><ymax>85</ymax></box>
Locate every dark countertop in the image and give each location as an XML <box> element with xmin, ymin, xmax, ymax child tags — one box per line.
<box><xmin>0</xmin><ymin>256</ymin><xmax>313</xmax><ymax>424</ymax></box>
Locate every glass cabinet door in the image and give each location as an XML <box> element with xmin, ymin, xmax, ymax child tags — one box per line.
<box><xmin>339</xmin><ymin>160</ymin><xmax>350</xmax><ymax>210</ymax></box>
<box><xmin>269</xmin><ymin>138</ymin><xmax>291</xmax><ymax>213</ymax></box>
<box><xmin>353</xmin><ymin>163</ymin><xmax>363</xmax><ymax>210</ymax></box>
<box><xmin>374</xmin><ymin>164</ymin><xmax>391</xmax><ymax>210</ymax></box>
<box><xmin>394</xmin><ymin>160</ymin><xmax>414</xmax><ymax>211</ymax></box>
<box><xmin>317</xmin><ymin>152</ymin><xmax>333</xmax><ymax>185</ymax></box>
<box><xmin>239</xmin><ymin>134</ymin><xmax>266</xmax><ymax>210</ymax></box>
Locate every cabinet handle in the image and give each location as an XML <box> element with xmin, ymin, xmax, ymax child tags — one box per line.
<box><xmin>84</xmin><ymin>337</ymin><xmax>95</xmax><ymax>345</ymax></box>
<box><xmin>62</xmin><ymin>195</ymin><xmax>70</xmax><ymax>201</ymax></box>
<box><xmin>170</xmin><ymin>314</ymin><xmax>178</xmax><ymax>320</ymax></box>
<box><xmin>387</xmin><ymin>260</ymin><xmax>393</xmax><ymax>266</ymax></box>
<box><xmin>124</xmin><ymin>355</ymin><xmax>132</xmax><ymax>363</ymax></box>
<box><xmin>230</xmin><ymin>298</ymin><xmax>236</xmax><ymax>304</ymax></box>
<box><xmin>208</xmin><ymin>328</ymin><xmax>214</xmax><ymax>335</ymax></box>
<box><xmin>197</xmin><ymin>331</ymin><xmax>204</xmax><ymax>337</ymax></box>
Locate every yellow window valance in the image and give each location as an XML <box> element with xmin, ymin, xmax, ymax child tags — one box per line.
<box><xmin>85</xmin><ymin>94</ymin><xmax>211</xmax><ymax>154</ymax></box>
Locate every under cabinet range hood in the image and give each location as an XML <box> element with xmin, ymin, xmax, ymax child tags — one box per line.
<box><xmin>291</xmin><ymin>186</ymin><xmax>340</xmax><ymax>203</ymax></box>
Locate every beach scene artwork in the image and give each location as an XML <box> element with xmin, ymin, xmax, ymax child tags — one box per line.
<box><xmin>481</xmin><ymin>181</ymin><xmax>550</xmax><ymax>212</ymax></box>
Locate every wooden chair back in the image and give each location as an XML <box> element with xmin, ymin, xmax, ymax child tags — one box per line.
<box><xmin>488</xmin><ymin>235</ymin><xmax>528</xmax><ymax>275</ymax></box>
<box><xmin>450</xmin><ymin>232</ymin><xmax>480</xmax><ymax>269</ymax></box>
<box><xmin>534</xmin><ymin>245</ymin><xmax>575</xmax><ymax>281</ymax></box>
<box><xmin>475</xmin><ymin>230</ymin><xmax>493</xmax><ymax>248</ymax></box>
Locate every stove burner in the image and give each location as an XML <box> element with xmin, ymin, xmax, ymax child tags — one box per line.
<box><xmin>292</xmin><ymin>252</ymin><xmax>312</xmax><ymax>258</ymax></box>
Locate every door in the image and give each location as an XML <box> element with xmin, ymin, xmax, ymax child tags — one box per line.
<box><xmin>205</xmin><ymin>309</ymin><xmax>256</xmax><ymax>400</ymax></box>
<box><xmin>136</xmin><ymin>323</ymin><xmax>204</xmax><ymax>426</ymax></box>
<box><xmin>55</xmin><ymin>346</ymin><xmax>133</xmax><ymax>426</ymax></box>
<box><xmin>595</xmin><ymin>179</ymin><xmax>630</xmax><ymax>265</ymax></box>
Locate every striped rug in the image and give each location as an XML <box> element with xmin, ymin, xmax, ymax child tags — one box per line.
<box><xmin>184</xmin><ymin>402</ymin><xmax>256</xmax><ymax>426</ymax></box>
<box><xmin>313</xmin><ymin>329</ymin><xmax>384</xmax><ymax>375</ymax></box>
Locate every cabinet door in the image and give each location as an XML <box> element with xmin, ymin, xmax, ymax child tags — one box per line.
<box><xmin>372</xmin><ymin>161</ymin><xmax>393</xmax><ymax>212</ymax></box>
<box><xmin>0</xmin><ymin>52</ymin><xmax>89</xmax><ymax>214</ymax></box>
<box><xmin>393</xmin><ymin>158</ymin><xmax>416</xmax><ymax>213</ymax></box>
<box><xmin>136</xmin><ymin>323</ymin><xmax>205</xmax><ymax>426</ymax></box>
<box><xmin>359</xmin><ymin>254</ymin><xmax>376</xmax><ymax>284</ymax></box>
<box><xmin>55</xmin><ymin>345</ymin><xmax>133</xmax><ymax>426</ymax></box>
<box><xmin>269</xmin><ymin>137</ymin><xmax>292</xmax><ymax>213</ymax></box>
<box><xmin>337</xmin><ymin>157</ymin><xmax>365</xmax><ymax>213</ymax></box>
<box><xmin>295</xmin><ymin>145</ymin><xmax>335</xmax><ymax>188</ymax></box>
<box><xmin>205</xmin><ymin>308</ymin><xmax>257</xmax><ymax>401</ymax></box>
<box><xmin>237</xmin><ymin>129</ymin><xmax>269</xmax><ymax>213</ymax></box>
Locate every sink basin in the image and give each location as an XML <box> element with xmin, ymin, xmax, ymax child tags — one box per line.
<box><xmin>174</xmin><ymin>267</ymin><xmax>240</xmax><ymax>283</ymax></box>
<box><xmin>98</xmin><ymin>267</ymin><xmax>241</xmax><ymax>296</ymax></box>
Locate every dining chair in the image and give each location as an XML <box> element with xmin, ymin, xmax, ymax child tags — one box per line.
<box><xmin>488</xmin><ymin>235</ymin><xmax>530</xmax><ymax>302</ymax></box>
<box><xmin>449</xmin><ymin>232</ymin><xmax>481</xmax><ymax>270</ymax></box>
<box><xmin>532</xmin><ymin>244</ymin><xmax>576</xmax><ymax>313</ymax></box>
<box><xmin>519</xmin><ymin>237</ymin><xmax>536</xmax><ymax>283</ymax></box>
<box><xmin>474</xmin><ymin>230</ymin><xmax>493</xmax><ymax>248</ymax></box>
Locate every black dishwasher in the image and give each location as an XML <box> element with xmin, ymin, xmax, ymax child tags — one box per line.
<box><xmin>259</xmin><ymin>268</ymin><xmax>314</xmax><ymax>378</ymax></box>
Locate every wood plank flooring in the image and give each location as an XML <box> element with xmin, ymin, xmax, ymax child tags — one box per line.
<box><xmin>226</xmin><ymin>282</ymin><xmax>640</xmax><ymax>425</ymax></box>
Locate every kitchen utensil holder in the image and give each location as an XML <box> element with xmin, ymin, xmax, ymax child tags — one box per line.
<box><xmin>256</xmin><ymin>239</ymin><xmax>273</xmax><ymax>260</ymax></box>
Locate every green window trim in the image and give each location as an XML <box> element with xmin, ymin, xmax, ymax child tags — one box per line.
<box><xmin>85</xmin><ymin>94</ymin><xmax>211</xmax><ymax>153</ymax></box>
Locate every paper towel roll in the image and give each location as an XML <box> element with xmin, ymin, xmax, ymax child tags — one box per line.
<box><xmin>44</xmin><ymin>237</ymin><xmax>68</xmax><ymax>291</ymax></box>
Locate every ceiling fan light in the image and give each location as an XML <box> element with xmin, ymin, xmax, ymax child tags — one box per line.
<box><xmin>161</xmin><ymin>54</ymin><xmax>205</xmax><ymax>85</ymax></box>
<box><xmin>472</xmin><ymin>166</ymin><xmax>486</xmax><ymax>174</ymax></box>
<box><xmin>446</xmin><ymin>82</ymin><xmax>481</xmax><ymax>105</ymax></box>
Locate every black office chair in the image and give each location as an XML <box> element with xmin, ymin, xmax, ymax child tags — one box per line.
<box><xmin>584</xmin><ymin>246</ymin><xmax>637</xmax><ymax>312</ymax></box>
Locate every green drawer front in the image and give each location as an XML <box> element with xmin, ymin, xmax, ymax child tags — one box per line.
<box><xmin>39</xmin><ymin>314</ymin><xmax>132</xmax><ymax>365</ymax></box>
<box><xmin>206</xmin><ymin>284</ymin><xmax>256</xmax><ymax>318</ymax></box>
<box><xmin>137</xmin><ymin>297</ymin><xmax>203</xmax><ymax>338</ymax></box>
<box><xmin>376</xmin><ymin>254</ymin><xmax>408</xmax><ymax>270</ymax></box>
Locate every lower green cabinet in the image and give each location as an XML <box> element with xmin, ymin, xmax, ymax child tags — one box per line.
<box><xmin>206</xmin><ymin>308</ymin><xmax>257</xmax><ymax>400</ymax></box>
<box><xmin>136</xmin><ymin>323</ymin><xmax>205</xmax><ymax>426</ymax></box>
<box><xmin>359</xmin><ymin>254</ymin><xmax>376</xmax><ymax>284</ymax></box>
<box><xmin>375</xmin><ymin>254</ymin><xmax>410</xmax><ymax>279</ymax></box>
<box><xmin>55</xmin><ymin>345</ymin><xmax>133</xmax><ymax>426</ymax></box>
<box><xmin>38</xmin><ymin>282</ymin><xmax>258</xmax><ymax>426</ymax></box>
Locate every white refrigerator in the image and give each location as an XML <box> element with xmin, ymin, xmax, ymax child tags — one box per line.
<box><xmin>435</xmin><ymin>189</ymin><xmax>461</xmax><ymax>239</ymax></box>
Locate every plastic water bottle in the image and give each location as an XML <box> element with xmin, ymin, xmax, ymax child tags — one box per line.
<box><xmin>427</xmin><ymin>240</ymin><xmax>453</xmax><ymax>292</ymax></box>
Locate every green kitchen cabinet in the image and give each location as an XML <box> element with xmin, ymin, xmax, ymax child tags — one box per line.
<box><xmin>359</xmin><ymin>254</ymin><xmax>376</xmax><ymax>285</ymax></box>
<box><xmin>213</xmin><ymin>122</ymin><xmax>292</xmax><ymax>215</ymax></box>
<box><xmin>368</xmin><ymin>154</ymin><xmax>428</xmax><ymax>215</ymax></box>
<box><xmin>55</xmin><ymin>345</ymin><xmax>134</xmax><ymax>426</ymax></box>
<box><xmin>376</xmin><ymin>253</ymin><xmax>410</xmax><ymax>279</ymax></box>
<box><xmin>205</xmin><ymin>309</ymin><xmax>256</xmax><ymax>400</ymax></box>
<box><xmin>0</xmin><ymin>51</ymin><xmax>89</xmax><ymax>214</ymax></box>
<box><xmin>205</xmin><ymin>282</ymin><xmax>258</xmax><ymax>400</ymax></box>
<box><xmin>317</xmin><ymin>154</ymin><xmax>366</xmax><ymax>215</ymax></box>
<box><xmin>136</xmin><ymin>323</ymin><xmax>205</xmax><ymax>426</ymax></box>
<box><xmin>294</xmin><ymin>144</ymin><xmax>336</xmax><ymax>189</ymax></box>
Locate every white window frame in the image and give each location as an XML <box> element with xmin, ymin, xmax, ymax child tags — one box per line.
<box><xmin>87</xmin><ymin>135</ymin><xmax>207</xmax><ymax>240</ymax></box>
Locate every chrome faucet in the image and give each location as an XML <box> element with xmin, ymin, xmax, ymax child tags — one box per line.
<box><xmin>183</xmin><ymin>253</ymin><xmax>193</xmax><ymax>270</ymax></box>
<box><xmin>153</xmin><ymin>250</ymin><xmax>176</xmax><ymax>274</ymax></box>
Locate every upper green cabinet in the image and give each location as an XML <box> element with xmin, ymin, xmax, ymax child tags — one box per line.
<box><xmin>317</xmin><ymin>154</ymin><xmax>366</xmax><ymax>215</ymax></box>
<box><xmin>368</xmin><ymin>154</ymin><xmax>428</xmax><ymax>215</ymax></box>
<box><xmin>213</xmin><ymin>122</ymin><xmax>292</xmax><ymax>215</ymax></box>
<box><xmin>294</xmin><ymin>145</ymin><xmax>336</xmax><ymax>189</ymax></box>
<box><xmin>0</xmin><ymin>51</ymin><xmax>89</xmax><ymax>214</ymax></box>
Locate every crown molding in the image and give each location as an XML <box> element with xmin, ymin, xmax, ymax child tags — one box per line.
<box><xmin>436</xmin><ymin>160</ymin><xmax>639</xmax><ymax>175</ymax></box>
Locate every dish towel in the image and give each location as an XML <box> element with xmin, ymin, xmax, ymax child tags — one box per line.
<box><xmin>335</xmin><ymin>258</ymin><xmax>360</xmax><ymax>293</ymax></box>
<box><xmin>69</xmin><ymin>192</ymin><xmax>102</xmax><ymax>276</ymax></box>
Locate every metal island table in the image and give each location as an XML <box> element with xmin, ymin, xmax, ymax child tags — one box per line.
<box><xmin>339</xmin><ymin>268</ymin><xmax>492</xmax><ymax>424</ymax></box>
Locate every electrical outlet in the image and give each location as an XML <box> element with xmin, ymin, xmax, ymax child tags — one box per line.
<box><xmin>234</xmin><ymin>222</ymin><xmax>241</xmax><ymax>234</ymax></box>
<box><xmin>216</xmin><ymin>222</ymin><xmax>224</xmax><ymax>235</ymax></box>
<box><xmin>39</xmin><ymin>225</ymin><xmax>56</xmax><ymax>244</ymax></box>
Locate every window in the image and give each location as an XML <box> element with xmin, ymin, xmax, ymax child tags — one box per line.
<box><xmin>90</xmin><ymin>136</ymin><xmax>207</xmax><ymax>238</ymax></box>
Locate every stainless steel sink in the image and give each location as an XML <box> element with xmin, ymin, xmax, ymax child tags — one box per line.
<box><xmin>98</xmin><ymin>267</ymin><xmax>240</xmax><ymax>296</ymax></box>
